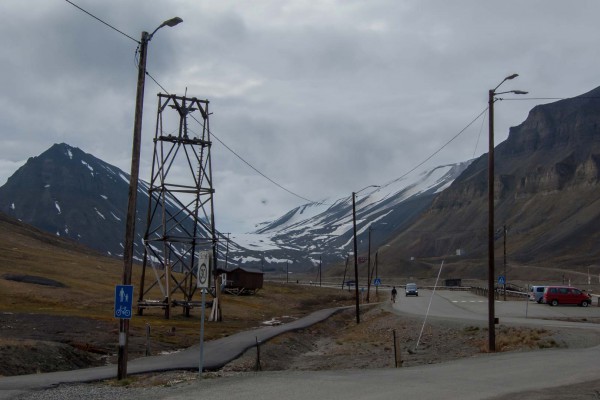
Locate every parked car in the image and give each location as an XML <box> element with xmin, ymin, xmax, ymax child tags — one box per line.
<box><xmin>405</xmin><ymin>283</ymin><xmax>418</xmax><ymax>296</ymax></box>
<box><xmin>529</xmin><ymin>285</ymin><xmax>545</xmax><ymax>303</ymax></box>
<box><xmin>543</xmin><ymin>286</ymin><xmax>592</xmax><ymax>307</ymax></box>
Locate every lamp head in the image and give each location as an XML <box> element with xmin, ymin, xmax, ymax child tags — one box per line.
<box><xmin>162</xmin><ymin>17</ymin><xmax>183</xmax><ymax>27</ymax></box>
<box><xmin>149</xmin><ymin>17</ymin><xmax>183</xmax><ymax>40</ymax></box>
<box><xmin>511</xmin><ymin>90</ymin><xmax>528</xmax><ymax>95</ymax></box>
<box><xmin>505</xmin><ymin>73</ymin><xmax>519</xmax><ymax>80</ymax></box>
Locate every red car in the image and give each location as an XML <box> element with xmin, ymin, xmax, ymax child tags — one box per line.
<box><xmin>543</xmin><ymin>286</ymin><xmax>592</xmax><ymax>307</ymax></box>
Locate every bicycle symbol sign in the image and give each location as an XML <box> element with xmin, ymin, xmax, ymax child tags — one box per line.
<box><xmin>114</xmin><ymin>285</ymin><xmax>133</xmax><ymax>319</ymax></box>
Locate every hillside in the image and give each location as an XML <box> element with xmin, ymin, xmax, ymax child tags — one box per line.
<box><xmin>370</xmin><ymin>87</ymin><xmax>600</xmax><ymax>278</ymax></box>
<box><xmin>0</xmin><ymin>211</ymin><xmax>354</xmax><ymax>376</ymax></box>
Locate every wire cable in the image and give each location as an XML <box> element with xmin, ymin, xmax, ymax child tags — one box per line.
<box><xmin>472</xmin><ymin>109</ymin><xmax>487</xmax><ymax>159</ymax></box>
<box><xmin>384</xmin><ymin>107</ymin><xmax>488</xmax><ymax>186</ymax></box>
<box><xmin>65</xmin><ymin>0</ymin><xmax>139</xmax><ymax>44</ymax></box>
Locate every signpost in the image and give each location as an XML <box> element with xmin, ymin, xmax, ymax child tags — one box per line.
<box><xmin>114</xmin><ymin>284</ymin><xmax>133</xmax><ymax>380</ymax></box>
<box><xmin>114</xmin><ymin>285</ymin><xmax>134</xmax><ymax>319</ymax></box>
<box><xmin>197</xmin><ymin>251</ymin><xmax>211</xmax><ymax>376</ymax></box>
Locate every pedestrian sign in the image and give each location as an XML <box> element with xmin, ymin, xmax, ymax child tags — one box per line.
<box><xmin>114</xmin><ymin>285</ymin><xmax>133</xmax><ymax>319</ymax></box>
<box><xmin>374</xmin><ymin>278</ymin><xmax>381</xmax><ymax>287</ymax></box>
<box><xmin>498</xmin><ymin>276</ymin><xmax>505</xmax><ymax>285</ymax></box>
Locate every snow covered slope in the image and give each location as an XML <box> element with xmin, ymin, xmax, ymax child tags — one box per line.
<box><xmin>226</xmin><ymin>162</ymin><xmax>471</xmax><ymax>273</ymax></box>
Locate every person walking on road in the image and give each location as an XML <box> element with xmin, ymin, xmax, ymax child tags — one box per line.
<box><xmin>391</xmin><ymin>286</ymin><xmax>397</xmax><ymax>303</ymax></box>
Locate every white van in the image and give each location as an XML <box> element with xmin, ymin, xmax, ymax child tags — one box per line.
<box><xmin>529</xmin><ymin>286</ymin><xmax>545</xmax><ymax>303</ymax></box>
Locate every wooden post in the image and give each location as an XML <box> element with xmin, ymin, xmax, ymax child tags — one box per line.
<box><xmin>255</xmin><ymin>337</ymin><xmax>262</xmax><ymax>371</ymax></box>
<box><xmin>393</xmin><ymin>330</ymin><xmax>402</xmax><ymax>367</ymax></box>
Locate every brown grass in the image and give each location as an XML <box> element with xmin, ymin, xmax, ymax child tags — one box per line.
<box><xmin>0</xmin><ymin>214</ymin><xmax>354</xmax><ymax>351</ymax></box>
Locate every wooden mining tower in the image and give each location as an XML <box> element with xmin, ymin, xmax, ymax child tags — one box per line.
<box><xmin>137</xmin><ymin>93</ymin><xmax>217</xmax><ymax>319</ymax></box>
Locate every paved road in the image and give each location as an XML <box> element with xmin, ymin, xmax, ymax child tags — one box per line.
<box><xmin>2</xmin><ymin>289</ymin><xmax>599</xmax><ymax>399</ymax></box>
<box><xmin>395</xmin><ymin>289</ymin><xmax>600</xmax><ymax>331</ymax></box>
<box><xmin>126</xmin><ymin>345</ymin><xmax>600</xmax><ymax>400</ymax></box>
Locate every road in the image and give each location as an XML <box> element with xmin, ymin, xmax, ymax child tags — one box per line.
<box><xmin>1</xmin><ymin>289</ymin><xmax>599</xmax><ymax>399</ymax></box>
<box><xmin>394</xmin><ymin>288</ymin><xmax>600</xmax><ymax>331</ymax></box>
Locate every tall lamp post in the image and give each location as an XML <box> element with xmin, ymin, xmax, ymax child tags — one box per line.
<box><xmin>352</xmin><ymin>185</ymin><xmax>379</xmax><ymax>324</ymax></box>
<box><xmin>119</xmin><ymin>16</ymin><xmax>183</xmax><ymax>380</ymax></box>
<box><xmin>488</xmin><ymin>74</ymin><xmax>527</xmax><ymax>352</ymax></box>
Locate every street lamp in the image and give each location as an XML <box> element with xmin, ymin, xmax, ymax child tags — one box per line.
<box><xmin>487</xmin><ymin>74</ymin><xmax>527</xmax><ymax>352</ymax></box>
<box><xmin>352</xmin><ymin>184</ymin><xmax>380</xmax><ymax>324</ymax></box>
<box><xmin>119</xmin><ymin>16</ymin><xmax>183</xmax><ymax>380</ymax></box>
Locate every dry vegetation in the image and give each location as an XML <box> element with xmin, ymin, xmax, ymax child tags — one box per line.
<box><xmin>1</xmin><ymin>214</ymin><xmax>599</xmax><ymax>383</ymax></box>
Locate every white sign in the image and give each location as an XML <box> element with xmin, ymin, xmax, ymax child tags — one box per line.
<box><xmin>197</xmin><ymin>251</ymin><xmax>211</xmax><ymax>289</ymax></box>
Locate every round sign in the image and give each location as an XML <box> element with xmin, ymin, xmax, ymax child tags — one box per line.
<box><xmin>199</xmin><ymin>263</ymin><xmax>208</xmax><ymax>285</ymax></box>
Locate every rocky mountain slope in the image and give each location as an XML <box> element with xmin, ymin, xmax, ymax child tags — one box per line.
<box><xmin>382</xmin><ymin>86</ymin><xmax>600</xmax><ymax>276</ymax></box>
<box><xmin>0</xmin><ymin>144</ymin><xmax>469</xmax><ymax>274</ymax></box>
<box><xmin>0</xmin><ymin>143</ymin><xmax>201</xmax><ymax>262</ymax></box>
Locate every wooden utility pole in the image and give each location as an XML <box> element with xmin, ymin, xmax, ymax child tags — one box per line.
<box><xmin>119</xmin><ymin>29</ymin><xmax>149</xmax><ymax>381</ymax></box>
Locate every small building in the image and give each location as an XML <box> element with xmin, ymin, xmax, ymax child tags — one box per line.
<box><xmin>444</xmin><ymin>278</ymin><xmax>462</xmax><ymax>287</ymax></box>
<box><xmin>216</xmin><ymin>267</ymin><xmax>264</xmax><ymax>295</ymax></box>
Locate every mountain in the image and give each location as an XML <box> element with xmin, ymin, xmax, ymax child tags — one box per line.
<box><xmin>0</xmin><ymin>143</ymin><xmax>204</xmax><ymax>262</ymax></box>
<box><xmin>4</xmin><ymin>86</ymin><xmax>599</xmax><ymax>278</ymax></box>
<box><xmin>380</xmin><ymin>86</ymin><xmax>600</xmax><ymax>276</ymax></box>
<box><xmin>225</xmin><ymin>162</ymin><xmax>471</xmax><ymax>273</ymax></box>
<box><xmin>0</xmin><ymin>143</ymin><xmax>469</xmax><ymax>274</ymax></box>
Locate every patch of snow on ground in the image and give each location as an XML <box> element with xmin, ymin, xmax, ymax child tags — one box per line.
<box><xmin>118</xmin><ymin>173</ymin><xmax>129</xmax><ymax>184</ymax></box>
<box><xmin>100</xmin><ymin>195</ymin><xmax>108</xmax><ymax>200</ymax></box>
<box><xmin>94</xmin><ymin>208</ymin><xmax>106</xmax><ymax>220</ymax></box>
<box><xmin>81</xmin><ymin>160</ymin><xmax>94</xmax><ymax>172</ymax></box>
<box><xmin>44</xmin><ymin>184</ymin><xmax>50</xmax><ymax>188</ymax></box>
<box><xmin>10</xmin><ymin>203</ymin><xmax>15</xmax><ymax>210</ymax></box>
<box><xmin>232</xmin><ymin>233</ymin><xmax>282</xmax><ymax>251</ymax></box>
<box><xmin>66</xmin><ymin>149</ymin><xmax>73</xmax><ymax>159</ymax></box>
<box><xmin>54</xmin><ymin>201</ymin><xmax>61</xmax><ymax>214</ymax></box>
<box><xmin>111</xmin><ymin>212</ymin><xmax>121</xmax><ymax>221</ymax></box>
<box><xmin>264</xmin><ymin>257</ymin><xmax>292</xmax><ymax>264</ymax></box>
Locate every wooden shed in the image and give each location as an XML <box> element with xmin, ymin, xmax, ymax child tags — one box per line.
<box><xmin>444</xmin><ymin>278</ymin><xmax>462</xmax><ymax>287</ymax></box>
<box><xmin>217</xmin><ymin>267</ymin><xmax>264</xmax><ymax>295</ymax></box>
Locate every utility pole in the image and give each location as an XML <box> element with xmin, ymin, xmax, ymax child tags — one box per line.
<box><xmin>366</xmin><ymin>226</ymin><xmax>373</xmax><ymax>303</ymax></box>
<box><xmin>319</xmin><ymin>255</ymin><xmax>322</xmax><ymax>287</ymax></box>
<box><xmin>224</xmin><ymin>233</ymin><xmax>231</xmax><ymax>271</ymax></box>
<box><xmin>487</xmin><ymin>73</ymin><xmax>526</xmax><ymax>353</ymax></box>
<box><xmin>120</xmin><ymin>16</ymin><xmax>183</xmax><ymax>381</ymax></box>
<box><xmin>503</xmin><ymin>225</ymin><xmax>507</xmax><ymax>301</ymax></box>
<box><xmin>375</xmin><ymin>251</ymin><xmax>379</xmax><ymax>298</ymax></box>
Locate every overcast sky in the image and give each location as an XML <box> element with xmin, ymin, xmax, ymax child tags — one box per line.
<box><xmin>1</xmin><ymin>0</ymin><xmax>599</xmax><ymax>233</ymax></box>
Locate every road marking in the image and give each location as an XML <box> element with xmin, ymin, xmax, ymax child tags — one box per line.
<box><xmin>452</xmin><ymin>300</ymin><xmax>502</xmax><ymax>303</ymax></box>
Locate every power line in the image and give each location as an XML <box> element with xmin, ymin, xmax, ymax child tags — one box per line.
<box><xmin>186</xmin><ymin>112</ymin><xmax>317</xmax><ymax>204</ymax></box>
<box><xmin>65</xmin><ymin>0</ymin><xmax>139</xmax><ymax>44</ymax></box>
<box><xmin>472</xmin><ymin>108</ymin><xmax>487</xmax><ymax>159</ymax></box>
<box><xmin>384</xmin><ymin>107</ymin><xmax>488</xmax><ymax>186</ymax></box>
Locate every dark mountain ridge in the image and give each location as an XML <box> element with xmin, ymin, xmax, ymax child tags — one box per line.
<box><xmin>383</xmin><ymin>86</ymin><xmax>600</xmax><ymax>274</ymax></box>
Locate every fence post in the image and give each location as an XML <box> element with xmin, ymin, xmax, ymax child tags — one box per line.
<box><xmin>145</xmin><ymin>323</ymin><xmax>151</xmax><ymax>356</ymax></box>
<box><xmin>255</xmin><ymin>337</ymin><xmax>262</xmax><ymax>371</ymax></box>
<box><xmin>393</xmin><ymin>330</ymin><xmax>402</xmax><ymax>367</ymax></box>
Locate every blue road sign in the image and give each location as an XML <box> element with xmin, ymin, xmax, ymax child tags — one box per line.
<box><xmin>374</xmin><ymin>278</ymin><xmax>381</xmax><ymax>287</ymax></box>
<box><xmin>498</xmin><ymin>276</ymin><xmax>505</xmax><ymax>285</ymax></box>
<box><xmin>114</xmin><ymin>285</ymin><xmax>134</xmax><ymax>319</ymax></box>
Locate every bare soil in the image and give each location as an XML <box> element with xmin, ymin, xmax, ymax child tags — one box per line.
<box><xmin>217</xmin><ymin>304</ymin><xmax>600</xmax><ymax>373</ymax></box>
<box><xmin>4</xmin><ymin>301</ymin><xmax>600</xmax><ymax>399</ymax></box>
